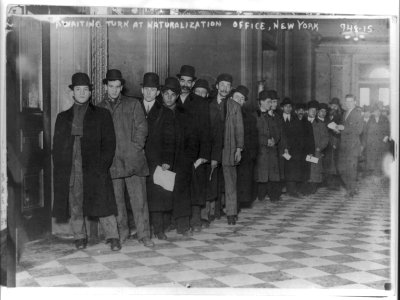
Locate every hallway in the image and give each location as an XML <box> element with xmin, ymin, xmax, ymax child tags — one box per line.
<box><xmin>15</xmin><ymin>174</ymin><xmax>392</xmax><ymax>291</ymax></box>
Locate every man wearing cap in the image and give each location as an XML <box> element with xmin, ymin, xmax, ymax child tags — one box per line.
<box><xmin>53</xmin><ymin>72</ymin><xmax>120</xmax><ymax>251</ymax></box>
<box><xmin>141</xmin><ymin>74</ymin><xmax>176</xmax><ymax>239</ymax></box>
<box><xmin>161</xmin><ymin>77</ymin><xmax>198</xmax><ymax>236</ymax></box>
<box><xmin>281</xmin><ymin>97</ymin><xmax>304</xmax><ymax>197</ymax></box>
<box><xmin>254</xmin><ymin>90</ymin><xmax>285</xmax><ymax>203</ymax></box>
<box><xmin>337</xmin><ymin>94</ymin><xmax>364</xmax><ymax>199</ymax></box>
<box><xmin>176</xmin><ymin>65</ymin><xmax>210</xmax><ymax>232</ymax></box>
<box><xmin>97</xmin><ymin>69</ymin><xmax>154</xmax><ymax>247</ymax></box>
<box><xmin>308</xmin><ymin>101</ymin><xmax>329</xmax><ymax>193</ymax></box>
<box><xmin>194</xmin><ymin>79</ymin><xmax>224</xmax><ymax>226</ymax></box>
<box><xmin>231</xmin><ymin>86</ymin><xmax>258</xmax><ymax>209</ymax></box>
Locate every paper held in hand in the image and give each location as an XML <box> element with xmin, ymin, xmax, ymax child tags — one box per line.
<box><xmin>153</xmin><ymin>165</ymin><xmax>176</xmax><ymax>192</ymax></box>
<box><xmin>306</xmin><ymin>155</ymin><xmax>319</xmax><ymax>164</ymax></box>
<box><xmin>327</xmin><ymin>122</ymin><xmax>344</xmax><ymax>131</ymax></box>
<box><xmin>282</xmin><ymin>153</ymin><xmax>291</xmax><ymax>160</ymax></box>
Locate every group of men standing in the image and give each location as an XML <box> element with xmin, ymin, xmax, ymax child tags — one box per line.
<box><xmin>52</xmin><ymin>66</ymin><xmax>391</xmax><ymax>252</ymax></box>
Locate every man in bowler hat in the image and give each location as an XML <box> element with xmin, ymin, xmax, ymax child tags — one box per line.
<box><xmin>97</xmin><ymin>69</ymin><xmax>154</xmax><ymax>247</ymax></box>
<box><xmin>53</xmin><ymin>73</ymin><xmax>121</xmax><ymax>251</ymax></box>
<box><xmin>176</xmin><ymin>65</ymin><xmax>211</xmax><ymax>232</ymax></box>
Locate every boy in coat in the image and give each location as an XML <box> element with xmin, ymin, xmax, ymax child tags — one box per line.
<box><xmin>97</xmin><ymin>69</ymin><xmax>154</xmax><ymax>247</ymax></box>
<box><xmin>53</xmin><ymin>73</ymin><xmax>120</xmax><ymax>251</ymax></box>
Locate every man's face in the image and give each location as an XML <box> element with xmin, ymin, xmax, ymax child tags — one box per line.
<box><xmin>283</xmin><ymin>104</ymin><xmax>292</xmax><ymax>114</ymax></box>
<box><xmin>178</xmin><ymin>75</ymin><xmax>194</xmax><ymax>95</ymax></box>
<box><xmin>142</xmin><ymin>87</ymin><xmax>160</xmax><ymax>102</ymax></box>
<box><xmin>162</xmin><ymin>89</ymin><xmax>178</xmax><ymax>108</ymax></box>
<box><xmin>106</xmin><ymin>80</ymin><xmax>122</xmax><ymax>100</ymax></box>
<box><xmin>330</xmin><ymin>103</ymin><xmax>339</xmax><ymax>111</ymax></box>
<box><xmin>73</xmin><ymin>86</ymin><xmax>91</xmax><ymax>104</ymax></box>
<box><xmin>232</xmin><ymin>92</ymin><xmax>245</xmax><ymax>107</ymax></box>
<box><xmin>194</xmin><ymin>87</ymin><xmax>208</xmax><ymax>99</ymax></box>
<box><xmin>260</xmin><ymin>98</ymin><xmax>272</xmax><ymax>111</ymax></box>
<box><xmin>271</xmin><ymin>99</ymin><xmax>278</xmax><ymax>110</ymax></box>
<box><xmin>318</xmin><ymin>109</ymin><xmax>327</xmax><ymax>119</ymax></box>
<box><xmin>216</xmin><ymin>81</ymin><xmax>232</xmax><ymax>98</ymax></box>
<box><xmin>373</xmin><ymin>109</ymin><xmax>381</xmax><ymax>118</ymax></box>
<box><xmin>344</xmin><ymin>97</ymin><xmax>356</xmax><ymax>111</ymax></box>
<box><xmin>296</xmin><ymin>108</ymin><xmax>305</xmax><ymax>119</ymax></box>
<box><xmin>308</xmin><ymin>108</ymin><xmax>317</xmax><ymax>118</ymax></box>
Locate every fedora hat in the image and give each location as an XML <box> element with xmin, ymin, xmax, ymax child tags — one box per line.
<box><xmin>69</xmin><ymin>72</ymin><xmax>93</xmax><ymax>90</ymax></box>
<box><xmin>329</xmin><ymin>97</ymin><xmax>340</xmax><ymax>105</ymax></box>
<box><xmin>177</xmin><ymin>65</ymin><xmax>196</xmax><ymax>80</ymax></box>
<box><xmin>280</xmin><ymin>97</ymin><xmax>292</xmax><ymax>107</ymax></box>
<box><xmin>232</xmin><ymin>85</ymin><xmax>249</xmax><ymax>100</ymax></box>
<box><xmin>102</xmin><ymin>69</ymin><xmax>125</xmax><ymax>85</ymax></box>
<box><xmin>307</xmin><ymin>100</ymin><xmax>320</xmax><ymax>110</ymax></box>
<box><xmin>193</xmin><ymin>79</ymin><xmax>210</xmax><ymax>92</ymax></box>
<box><xmin>216</xmin><ymin>73</ymin><xmax>233</xmax><ymax>84</ymax></box>
<box><xmin>141</xmin><ymin>72</ymin><xmax>160</xmax><ymax>88</ymax></box>
<box><xmin>161</xmin><ymin>77</ymin><xmax>181</xmax><ymax>94</ymax></box>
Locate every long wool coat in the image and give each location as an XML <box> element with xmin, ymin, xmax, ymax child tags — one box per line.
<box><xmin>142</xmin><ymin>99</ymin><xmax>176</xmax><ymax>212</ymax></box>
<box><xmin>52</xmin><ymin>103</ymin><xmax>117</xmax><ymax>221</ymax></box>
<box><xmin>309</xmin><ymin>119</ymin><xmax>329</xmax><ymax>183</ymax></box>
<box><xmin>171</xmin><ymin>105</ymin><xmax>198</xmax><ymax>218</ymax></box>
<box><xmin>237</xmin><ymin>107</ymin><xmax>258</xmax><ymax>203</ymax></box>
<box><xmin>281</xmin><ymin>114</ymin><xmax>304</xmax><ymax>182</ymax></box>
<box><xmin>222</xmin><ymin>98</ymin><xmax>244</xmax><ymax>166</ymax></box>
<box><xmin>323</xmin><ymin>112</ymin><xmax>342</xmax><ymax>175</ymax></box>
<box><xmin>301</xmin><ymin>118</ymin><xmax>315</xmax><ymax>181</ymax></box>
<box><xmin>337</xmin><ymin>108</ymin><xmax>364</xmax><ymax>175</ymax></box>
<box><xmin>97</xmin><ymin>95</ymin><xmax>149</xmax><ymax>179</ymax></box>
<box><xmin>254</xmin><ymin>110</ymin><xmax>283</xmax><ymax>182</ymax></box>
<box><xmin>363</xmin><ymin>116</ymin><xmax>390</xmax><ymax>172</ymax></box>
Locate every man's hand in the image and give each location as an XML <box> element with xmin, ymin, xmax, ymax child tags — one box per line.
<box><xmin>284</xmin><ymin>149</ymin><xmax>289</xmax><ymax>154</ymax></box>
<box><xmin>211</xmin><ymin>160</ymin><xmax>218</xmax><ymax>169</ymax></box>
<box><xmin>161</xmin><ymin>164</ymin><xmax>170</xmax><ymax>171</ymax></box>
<box><xmin>267</xmin><ymin>138</ymin><xmax>275</xmax><ymax>147</ymax></box>
<box><xmin>199</xmin><ymin>158</ymin><xmax>208</xmax><ymax>164</ymax></box>
<box><xmin>234</xmin><ymin>148</ymin><xmax>242</xmax><ymax>164</ymax></box>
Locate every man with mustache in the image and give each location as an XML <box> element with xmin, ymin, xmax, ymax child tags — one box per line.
<box><xmin>175</xmin><ymin>65</ymin><xmax>211</xmax><ymax>232</ymax></box>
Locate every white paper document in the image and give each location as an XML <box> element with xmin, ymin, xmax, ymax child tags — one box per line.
<box><xmin>337</xmin><ymin>125</ymin><xmax>345</xmax><ymax>131</ymax></box>
<box><xmin>327</xmin><ymin>122</ymin><xmax>337</xmax><ymax>130</ymax></box>
<box><xmin>282</xmin><ymin>153</ymin><xmax>291</xmax><ymax>160</ymax></box>
<box><xmin>153</xmin><ymin>166</ymin><xmax>176</xmax><ymax>192</ymax></box>
<box><xmin>193</xmin><ymin>158</ymin><xmax>203</xmax><ymax>169</ymax></box>
<box><xmin>306</xmin><ymin>155</ymin><xmax>319</xmax><ymax>164</ymax></box>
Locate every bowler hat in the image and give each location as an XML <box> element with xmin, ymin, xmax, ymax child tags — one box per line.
<box><xmin>329</xmin><ymin>97</ymin><xmax>340</xmax><ymax>105</ymax></box>
<box><xmin>258</xmin><ymin>90</ymin><xmax>269</xmax><ymax>101</ymax></box>
<box><xmin>216</xmin><ymin>73</ymin><xmax>233</xmax><ymax>84</ymax></box>
<box><xmin>161</xmin><ymin>77</ymin><xmax>181</xmax><ymax>94</ymax></box>
<box><xmin>319</xmin><ymin>103</ymin><xmax>329</xmax><ymax>111</ymax></box>
<box><xmin>232</xmin><ymin>85</ymin><xmax>249</xmax><ymax>100</ymax></box>
<box><xmin>280</xmin><ymin>97</ymin><xmax>292</xmax><ymax>107</ymax></box>
<box><xmin>295</xmin><ymin>103</ymin><xmax>306</xmax><ymax>110</ymax></box>
<box><xmin>193</xmin><ymin>79</ymin><xmax>210</xmax><ymax>92</ymax></box>
<box><xmin>266</xmin><ymin>90</ymin><xmax>278</xmax><ymax>100</ymax></box>
<box><xmin>141</xmin><ymin>72</ymin><xmax>160</xmax><ymax>88</ymax></box>
<box><xmin>102</xmin><ymin>69</ymin><xmax>125</xmax><ymax>85</ymax></box>
<box><xmin>69</xmin><ymin>72</ymin><xmax>93</xmax><ymax>90</ymax></box>
<box><xmin>307</xmin><ymin>100</ymin><xmax>320</xmax><ymax>110</ymax></box>
<box><xmin>177</xmin><ymin>65</ymin><xmax>196</xmax><ymax>80</ymax></box>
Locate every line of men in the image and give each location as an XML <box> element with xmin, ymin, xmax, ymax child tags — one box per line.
<box><xmin>52</xmin><ymin>65</ymin><xmax>391</xmax><ymax>252</ymax></box>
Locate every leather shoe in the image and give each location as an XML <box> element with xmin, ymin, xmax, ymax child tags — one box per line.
<box><xmin>106</xmin><ymin>238</ymin><xmax>121</xmax><ymax>251</ymax></box>
<box><xmin>74</xmin><ymin>238</ymin><xmax>87</xmax><ymax>250</ymax></box>
<box><xmin>139</xmin><ymin>237</ymin><xmax>155</xmax><ymax>247</ymax></box>
<box><xmin>227</xmin><ymin>216</ymin><xmax>236</xmax><ymax>225</ymax></box>
<box><xmin>154</xmin><ymin>232</ymin><xmax>168</xmax><ymax>240</ymax></box>
<box><xmin>192</xmin><ymin>225</ymin><xmax>202</xmax><ymax>233</ymax></box>
<box><xmin>177</xmin><ymin>229</ymin><xmax>193</xmax><ymax>237</ymax></box>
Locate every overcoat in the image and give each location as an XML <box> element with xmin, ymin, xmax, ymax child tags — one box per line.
<box><xmin>301</xmin><ymin>118</ymin><xmax>315</xmax><ymax>181</ymax></box>
<box><xmin>237</xmin><ymin>106</ymin><xmax>258</xmax><ymax>203</ymax></box>
<box><xmin>281</xmin><ymin>114</ymin><xmax>304</xmax><ymax>182</ymax></box>
<box><xmin>97</xmin><ymin>95</ymin><xmax>149</xmax><ymax>178</ymax></box>
<box><xmin>323</xmin><ymin>112</ymin><xmax>342</xmax><ymax>175</ymax></box>
<box><xmin>254</xmin><ymin>110</ymin><xmax>283</xmax><ymax>182</ymax></box>
<box><xmin>222</xmin><ymin>98</ymin><xmax>244</xmax><ymax>166</ymax></box>
<box><xmin>363</xmin><ymin>116</ymin><xmax>390</xmax><ymax>172</ymax></box>
<box><xmin>53</xmin><ymin>103</ymin><xmax>117</xmax><ymax>221</ymax></box>
<box><xmin>337</xmin><ymin>108</ymin><xmax>364</xmax><ymax>175</ymax></box>
<box><xmin>141</xmin><ymin>99</ymin><xmax>176</xmax><ymax>212</ymax></box>
<box><xmin>309</xmin><ymin>119</ymin><xmax>329</xmax><ymax>183</ymax></box>
<box><xmin>171</xmin><ymin>105</ymin><xmax>198</xmax><ymax>218</ymax></box>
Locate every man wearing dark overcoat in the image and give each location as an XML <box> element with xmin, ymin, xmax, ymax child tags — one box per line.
<box><xmin>337</xmin><ymin>94</ymin><xmax>364</xmax><ymax>199</ymax></box>
<box><xmin>281</xmin><ymin>98</ymin><xmax>304</xmax><ymax>197</ymax></box>
<box><xmin>141</xmin><ymin>73</ymin><xmax>176</xmax><ymax>238</ymax></box>
<box><xmin>53</xmin><ymin>73</ymin><xmax>120</xmax><ymax>251</ymax></box>
<box><xmin>97</xmin><ymin>69</ymin><xmax>153</xmax><ymax>247</ymax></box>
<box><xmin>175</xmin><ymin>65</ymin><xmax>211</xmax><ymax>232</ymax></box>
<box><xmin>193</xmin><ymin>79</ymin><xmax>224</xmax><ymax>226</ymax></box>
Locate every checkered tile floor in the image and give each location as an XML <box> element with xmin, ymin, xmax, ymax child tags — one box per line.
<box><xmin>16</xmin><ymin>175</ymin><xmax>393</xmax><ymax>291</ymax></box>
